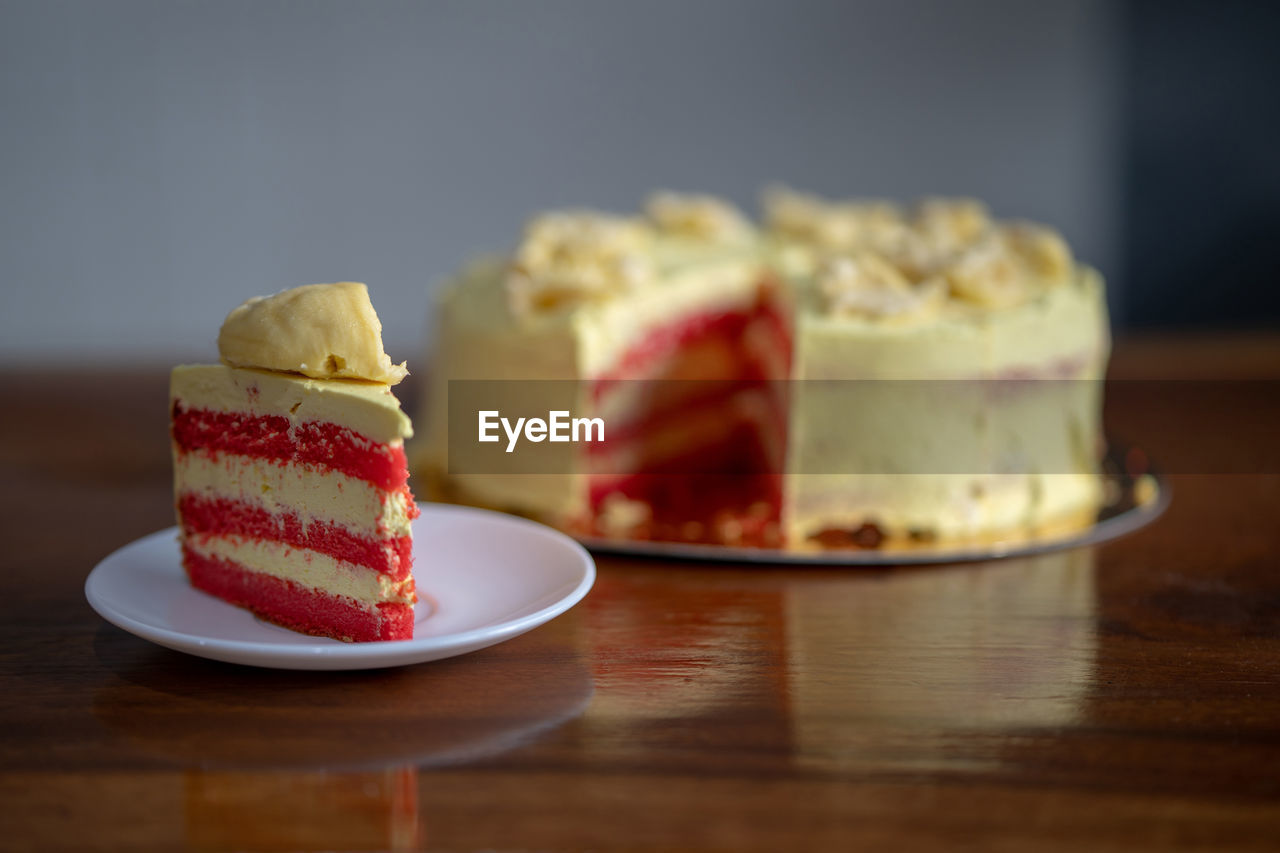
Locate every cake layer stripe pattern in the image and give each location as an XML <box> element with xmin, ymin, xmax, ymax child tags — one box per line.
<box><xmin>171</xmin><ymin>282</ymin><xmax>417</xmax><ymax>643</ymax></box>
<box><xmin>178</xmin><ymin>493</ymin><xmax>414</xmax><ymax>580</ymax></box>
<box><xmin>171</xmin><ymin>403</ymin><xmax>409</xmax><ymax>492</ymax></box>
<box><xmin>185</xmin><ymin>535</ymin><xmax>415</xmax><ymax>606</ymax></box>
<box><xmin>183</xmin><ymin>547</ymin><xmax>414</xmax><ymax>643</ymax></box>
<box><xmin>173</xmin><ymin>450</ymin><xmax>415</xmax><ymax>540</ymax></box>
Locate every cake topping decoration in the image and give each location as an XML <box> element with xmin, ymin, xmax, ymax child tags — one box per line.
<box><xmin>882</xmin><ymin>199</ymin><xmax>991</xmax><ymax>282</ymax></box>
<box><xmin>767</xmin><ymin>187</ymin><xmax>1076</xmax><ymax>312</ymax></box>
<box><xmin>818</xmin><ymin>252</ymin><xmax>945</xmax><ymax>322</ymax></box>
<box><xmin>1001</xmin><ymin>222</ymin><xmax>1074</xmax><ymax>286</ymax></box>
<box><xmin>217</xmin><ymin>282</ymin><xmax>408</xmax><ymax>385</ymax></box>
<box><xmin>945</xmin><ymin>234</ymin><xmax>1025</xmax><ymax>309</ymax></box>
<box><xmin>645</xmin><ymin>192</ymin><xmax>754</xmax><ymax>243</ymax></box>
<box><xmin>763</xmin><ymin>186</ymin><xmax>908</xmax><ymax>252</ymax></box>
<box><xmin>911</xmin><ymin>198</ymin><xmax>991</xmax><ymax>256</ymax></box>
<box><xmin>507</xmin><ymin>211</ymin><xmax>655</xmax><ymax>315</ymax></box>
<box><xmin>945</xmin><ymin>224</ymin><xmax>1075</xmax><ymax>308</ymax></box>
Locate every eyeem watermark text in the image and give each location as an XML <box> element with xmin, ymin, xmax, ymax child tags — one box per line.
<box><xmin>478</xmin><ymin>410</ymin><xmax>605</xmax><ymax>453</ymax></box>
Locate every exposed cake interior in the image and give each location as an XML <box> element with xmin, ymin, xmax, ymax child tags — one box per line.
<box><xmin>582</xmin><ymin>277</ymin><xmax>793</xmax><ymax>545</ymax></box>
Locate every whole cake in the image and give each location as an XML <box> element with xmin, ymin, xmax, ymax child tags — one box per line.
<box><xmin>417</xmin><ymin>190</ymin><xmax>1109</xmax><ymax>550</ymax></box>
<box><xmin>171</xmin><ymin>282</ymin><xmax>419</xmax><ymax>640</ymax></box>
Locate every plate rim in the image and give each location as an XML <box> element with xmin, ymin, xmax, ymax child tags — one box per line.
<box><xmin>85</xmin><ymin>503</ymin><xmax>596</xmax><ymax>669</ymax></box>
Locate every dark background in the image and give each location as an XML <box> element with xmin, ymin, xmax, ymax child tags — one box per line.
<box><xmin>1</xmin><ymin>0</ymin><xmax>1277</xmax><ymax>362</ymax></box>
<box><xmin>1121</xmin><ymin>0</ymin><xmax>1280</xmax><ymax>328</ymax></box>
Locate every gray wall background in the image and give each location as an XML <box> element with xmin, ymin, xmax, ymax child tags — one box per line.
<box><xmin>0</xmin><ymin>0</ymin><xmax>1121</xmax><ymax>364</ymax></box>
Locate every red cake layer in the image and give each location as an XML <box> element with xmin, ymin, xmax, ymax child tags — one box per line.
<box><xmin>589</xmin><ymin>380</ymin><xmax>788</xmax><ymax>452</ymax></box>
<box><xmin>177</xmin><ymin>492</ymin><xmax>415</xmax><ymax>580</ymax></box>
<box><xmin>592</xmin><ymin>289</ymin><xmax>790</xmax><ymax>391</ymax></box>
<box><xmin>589</xmin><ymin>418</ymin><xmax>782</xmax><ymax>519</ymax></box>
<box><xmin>594</xmin><ymin>308</ymin><xmax>752</xmax><ymax>386</ymax></box>
<box><xmin>171</xmin><ymin>404</ymin><xmax>409</xmax><ymax>492</ymax></box>
<box><xmin>183</xmin><ymin>546</ymin><xmax>414</xmax><ymax>642</ymax></box>
<box><xmin>584</xmin><ymin>473</ymin><xmax>783</xmax><ymax>546</ymax></box>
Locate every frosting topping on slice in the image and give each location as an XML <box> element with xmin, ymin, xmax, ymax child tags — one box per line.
<box><xmin>218</xmin><ymin>281</ymin><xmax>408</xmax><ymax>385</ymax></box>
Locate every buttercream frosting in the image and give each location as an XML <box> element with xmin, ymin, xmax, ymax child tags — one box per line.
<box><xmin>172</xmin><ymin>364</ymin><xmax>412</xmax><ymax>444</ymax></box>
<box><xmin>218</xmin><ymin>282</ymin><xmax>408</xmax><ymax>385</ymax></box>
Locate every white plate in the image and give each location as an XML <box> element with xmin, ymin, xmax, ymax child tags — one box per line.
<box><xmin>85</xmin><ymin>504</ymin><xmax>596</xmax><ymax>671</ymax></box>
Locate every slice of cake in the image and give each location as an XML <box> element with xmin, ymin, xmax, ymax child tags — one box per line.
<box><xmin>171</xmin><ymin>282</ymin><xmax>419</xmax><ymax>641</ymax></box>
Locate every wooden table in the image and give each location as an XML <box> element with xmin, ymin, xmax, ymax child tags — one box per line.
<box><xmin>2</xmin><ymin>336</ymin><xmax>1279</xmax><ymax>851</ymax></box>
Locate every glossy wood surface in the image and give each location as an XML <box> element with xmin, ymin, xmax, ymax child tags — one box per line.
<box><xmin>2</xmin><ymin>336</ymin><xmax>1279</xmax><ymax>851</ymax></box>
